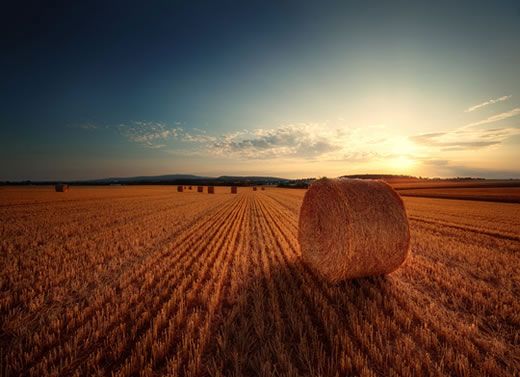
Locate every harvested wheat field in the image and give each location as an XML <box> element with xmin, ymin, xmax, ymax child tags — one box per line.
<box><xmin>0</xmin><ymin>185</ymin><xmax>519</xmax><ymax>377</ymax></box>
<box><xmin>398</xmin><ymin>187</ymin><xmax>520</xmax><ymax>204</ymax></box>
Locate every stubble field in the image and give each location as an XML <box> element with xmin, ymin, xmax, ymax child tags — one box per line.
<box><xmin>1</xmin><ymin>186</ymin><xmax>519</xmax><ymax>377</ymax></box>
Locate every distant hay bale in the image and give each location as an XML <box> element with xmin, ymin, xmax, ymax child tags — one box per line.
<box><xmin>231</xmin><ymin>186</ymin><xmax>237</xmax><ymax>194</ymax></box>
<box><xmin>261</xmin><ymin>187</ymin><xmax>265</xmax><ymax>191</ymax></box>
<box><xmin>253</xmin><ymin>187</ymin><xmax>257</xmax><ymax>191</ymax></box>
<box><xmin>55</xmin><ymin>183</ymin><xmax>69</xmax><ymax>192</ymax></box>
<box><xmin>197</xmin><ymin>186</ymin><xmax>203</xmax><ymax>193</ymax></box>
<box><xmin>298</xmin><ymin>178</ymin><xmax>410</xmax><ymax>282</ymax></box>
<box><xmin>208</xmin><ymin>186</ymin><xmax>215</xmax><ymax>194</ymax></box>
<box><xmin>177</xmin><ymin>186</ymin><xmax>183</xmax><ymax>192</ymax></box>
<box><xmin>189</xmin><ymin>186</ymin><xmax>192</xmax><ymax>190</ymax></box>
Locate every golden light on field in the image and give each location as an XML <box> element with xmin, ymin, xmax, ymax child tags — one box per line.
<box><xmin>1</xmin><ymin>185</ymin><xmax>519</xmax><ymax>376</ymax></box>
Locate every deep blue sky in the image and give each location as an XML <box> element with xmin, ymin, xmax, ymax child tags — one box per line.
<box><xmin>1</xmin><ymin>1</ymin><xmax>520</xmax><ymax>180</ymax></box>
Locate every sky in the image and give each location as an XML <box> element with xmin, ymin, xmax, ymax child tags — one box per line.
<box><xmin>1</xmin><ymin>0</ymin><xmax>520</xmax><ymax>180</ymax></box>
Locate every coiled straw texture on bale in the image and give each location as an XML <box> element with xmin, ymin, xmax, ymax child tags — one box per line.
<box><xmin>298</xmin><ymin>178</ymin><xmax>410</xmax><ymax>282</ymax></box>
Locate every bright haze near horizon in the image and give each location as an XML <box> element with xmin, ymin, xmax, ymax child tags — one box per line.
<box><xmin>1</xmin><ymin>0</ymin><xmax>520</xmax><ymax>181</ymax></box>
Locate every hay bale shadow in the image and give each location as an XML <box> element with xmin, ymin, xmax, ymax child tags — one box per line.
<box><xmin>203</xmin><ymin>261</ymin><xmax>394</xmax><ymax>377</ymax></box>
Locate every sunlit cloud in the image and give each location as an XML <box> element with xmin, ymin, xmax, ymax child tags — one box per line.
<box><xmin>84</xmin><ymin>117</ymin><xmax>519</xmax><ymax>178</ymax></box>
<box><xmin>332</xmin><ymin>151</ymin><xmax>389</xmax><ymax>163</ymax></box>
<box><xmin>206</xmin><ymin>124</ymin><xmax>342</xmax><ymax>159</ymax></box>
<box><xmin>464</xmin><ymin>107</ymin><xmax>520</xmax><ymax>128</ymax></box>
<box><xmin>181</xmin><ymin>133</ymin><xmax>216</xmax><ymax>144</ymax></box>
<box><xmin>116</xmin><ymin>121</ymin><xmax>183</xmax><ymax>148</ymax></box>
<box><xmin>420</xmin><ymin>159</ymin><xmax>450</xmax><ymax>166</ymax></box>
<box><xmin>410</xmin><ymin>126</ymin><xmax>518</xmax><ymax>151</ymax></box>
<box><xmin>464</xmin><ymin>95</ymin><xmax>511</xmax><ymax>112</ymax></box>
<box><xmin>108</xmin><ymin>121</ymin><xmax>416</xmax><ymax>169</ymax></box>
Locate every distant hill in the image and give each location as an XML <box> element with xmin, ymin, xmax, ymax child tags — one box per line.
<box><xmin>340</xmin><ymin>174</ymin><xmax>419</xmax><ymax>181</ymax></box>
<box><xmin>0</xmin><ymin>174</ymin><xmax>293</xmax><ymax>186</ymax></box>
<box><xmin>87</xmin><ymin>174</ymin><xmax>212</xmax><ymax>184</ymax></box>
<box><xmin>78</xmin><ymin>174</ymin><xmax>290</xmax><ymax>186</ymax></box>
<box><xmin>216</xmin><ymin>176</ymin><xmax>288</xmax><ymax>183</ymax></box>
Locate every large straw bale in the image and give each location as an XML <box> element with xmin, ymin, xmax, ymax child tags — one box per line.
<box><xmin>298</xmin><ymin>178</ymin><xmax>410</xmax><ymax>282</ymax></box>
<box><xmin>177</xmin><ymin>185</ymin><xmax>183</xmax><ymax>192</ymax></box>
<box><xmin>253</xmin><ymin>187</ymin><xmax>257</xmax><ymax>191</ymax></box>
<box><xmin>197</xmin><ymin>186</ymin><xmax>203</xmax><ymax>193</ymax></box>
<box><xmin>231</xmin><ymin>186</ymin><xmax>238</xmax><ymax>194</ymax></box>
<box><xmin>208</xmin><ymin>186</ymin><xmax>215</xmax><ymax>194</ymax></box>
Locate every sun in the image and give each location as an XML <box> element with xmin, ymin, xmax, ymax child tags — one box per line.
<box><xmin>381</xmin><ymin>137</ymin><xmax>418</xmax><ymax>173</ymax></box>
<box><xmin>385</xmin><ymin>155</ymin><xmax>417</xmax><ymax>173</ymax></box>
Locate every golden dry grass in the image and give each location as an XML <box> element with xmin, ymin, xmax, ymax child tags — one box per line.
<box><xmin>398</xmin><ymin>187</ymin><xmax>520</xmax><ymax>203</ymax></box>
<box><xmin>390</xmin><ymin>179</ymin><xmax>520</xmax><ymax>190</ymax></box>
<box><xmin>0</xmin><ymin>186</ymin><xmax>519</xmax><ymax>376</ymax></box>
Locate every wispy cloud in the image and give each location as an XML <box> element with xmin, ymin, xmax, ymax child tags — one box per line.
<box><xmin>205</xmin><ymin>124</ymin><xmax>342</xmax><ymax>159</ymax></box>
<box><xmin>464</xmin><ymin>95</ymin><xmax>511</xmax><ymax>112</ymax></box>
<box><xmin>464</xmin><ymin>107</ymin><xmax>520</xmax><ymax>128</ymax></box>
<box><xmin>420</xmin><ymin>158</ymin><xmax>450</xmax><ymax>166</ymax></box>
<box><xmin>411</xmin><ymin>107</ymin><xmax>520</xmax><ymax>151</ymax></box>
<box><xmin>338</xmin><ymin>151</ymin><xmax>388</xmax><ymax>162</ymax></box>
<box><xmin>109</xmin><ymin>121</ymin><xmax>411</xmax><ymax>164</ymax></box>
<box><xmin>410</xmin><ymin>126</ymin><xmax>519</xmax><ymax>151</ymax></box>
<box><xmin>116</xmin><ymin>121</ymin><xmax>183</xmax><ymax>148</ymax></box>
<box><xmin>466</xmin><ymin>107</ymin><xmax>520</xmax><ymax>128</ymax></box>
<box><xmin>419</xmin><ymin>160</ymin><xmax>520</xmax><ymax>178</ymax></box>
<box><xmin>68</xmin><ymin>123</ymin><xmax>99</xmax><ymax>130</ymax></box>
<box><xmin>67</xmin><ymin>117</ymin><xmax>519</xmax><ymax>178</ymax></box>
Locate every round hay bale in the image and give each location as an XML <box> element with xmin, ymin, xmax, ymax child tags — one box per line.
<box><xmin>298</xmin><ymin>178</ymin><xmax>410</xmax><ymax>282</ymax></box>
<box><xmin>231</xmin><ymin>186</ymin><xmax>238</xmax><ymax>194</ymax></box>
<box><xmin>208</xmin><ymin>186</ymin><xmax>215</xmax><ymax>194</ymax></box>
<box><xmin>197</xmin><ymin>186</ymin><xmax>203</xmax><ymax>193</ymax></box>
<box><xmin>253</xmin><ymin>186</ymin><xmax>257</xmax><ymax>191</ymax></box>
<box><xmin>177</xmin><ymin>185</ymin><xmax>183</xmax><ymax>192</ymax></box>
<box><xmin>55</xmin><ymin>183</ymin><xmax>69</xmax><ymax>192</ymax></box>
